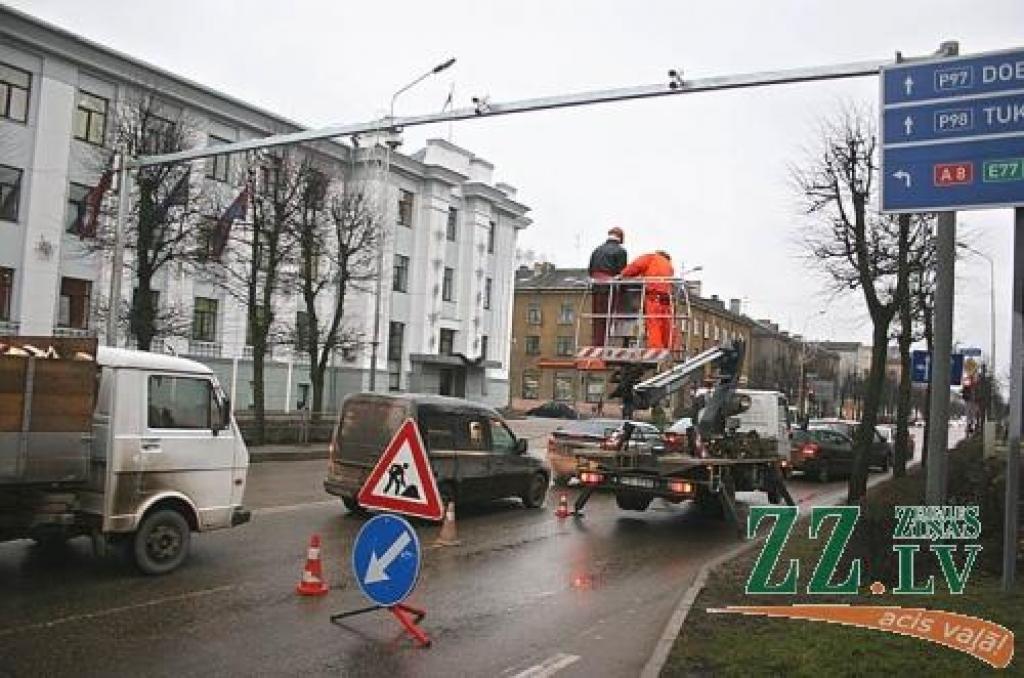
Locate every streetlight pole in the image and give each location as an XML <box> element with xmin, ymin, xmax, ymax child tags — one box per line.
<box><xmin>367</xmin><ymin>58</ymin><xmax>456</xmax><ymax>392</ymax></box>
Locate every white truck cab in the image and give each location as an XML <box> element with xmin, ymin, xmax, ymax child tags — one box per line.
<box><xmin>0</xmin><ymin>338</ymin><xmax>250</xmax><ymax>574</ymax></box>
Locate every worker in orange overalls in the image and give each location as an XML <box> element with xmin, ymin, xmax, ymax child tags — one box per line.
<box><xmin>618</xmin><ymin>250</ymin><xmax>674</xmax><ymax>349</ymax></box>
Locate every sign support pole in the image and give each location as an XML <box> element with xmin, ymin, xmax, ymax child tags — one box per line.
<box><xmin>1003</xmin><ymin>206</ymin><xmax>1023</xmax><ymax>592</ymax></box>
<box><xmin>926</xmin><ymin>211</ymin><xmax>956</xmax><ymax>505</ymax></box>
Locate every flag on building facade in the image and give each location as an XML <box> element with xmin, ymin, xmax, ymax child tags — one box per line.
<box><xmin>154</xmin><ymin>170</ymin><xmax>191</xmax><ymax>222</ymax></box>
<box><xmin>210</xmin><ymin>184</ymin><xmax>249</xmax><ymax>259</ymax></box>
<box><xmin>72</xmin><ymin>169</ymin><xmax>113</xmax><ymax>238</ymax></box>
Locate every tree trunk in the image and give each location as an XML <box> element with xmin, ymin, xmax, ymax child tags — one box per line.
<box><xmin>849</xmin><ymin>318</ymin><xmax>892</xmax><ymax>502</ymax></box>
<box><xmin>895</xmin><ymin>324</ymin><xmax>913</xmax><ymax>477</ymax></box>
<box><xmin>919</xmin><ymin>287</ymin><xmax>934</xmax><ymax>471</ymax></box>
<box><xmin>132</xmin><ymin>185</ymin><xmax>156</xmax><ymax>351</ymax></box>
<box><xmin>252</xmin><ymin>343</ymin><xmax>265</xmax><ymax>445</ymax></box>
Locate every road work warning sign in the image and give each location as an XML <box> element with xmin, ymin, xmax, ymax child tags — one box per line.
<box><xmin>357</xmin><ymin>418</ymin><xmax>444</xmax><ymax>521</ymax></box>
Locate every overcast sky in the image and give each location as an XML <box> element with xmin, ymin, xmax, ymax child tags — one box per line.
<box><xmin>10</xmin><ymin>0</ymin><xmax>1024</xmax><ymax>375</ymax></box>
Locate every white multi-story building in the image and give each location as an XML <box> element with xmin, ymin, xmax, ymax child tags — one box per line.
<box><xmin>0</xmin><ymin>5</ymin><xmax>530</xmax><ymax>409</ymax></box>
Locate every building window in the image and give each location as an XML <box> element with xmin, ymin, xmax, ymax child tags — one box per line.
<box><xmin>526</xmin><ymin>303</ymin><xmax>541</xmax><ymax>325</ymax></box>
<box><xmin>446</xmin><ymin>207</ymin><xmax>457</xmax><ymax>241</ymax></box>
<box><xmin>442</xmin><ymin>267</ymin><xmax>455</xmax><ymax>302</ymax></box>
<box><xmin>66</xmin><ymin>183</ymin><xmax>92</xmax><ymax>233</ymax></box>
<box><xmin>294</xmin><ymin>310</ymin><xmax>311</xmax><ymax>352</ymax></box>
<box><xmin>484</xmin><ymin>278</ymin><xmax>492</xmax><ymax>310</ymax></box>
<box><xmin>487</xmin><ymin>220</ymin><xmax>496</xmax><ymax>253</ymax></box>
<box><xmin>584</xmin><ymin>374</ymin><xmax>606</xmax><ymax>403</ymax></box>
<box><xmin>259</xmin><ymin>155</ymin><xmax>281</xmax><ymax>196</ymax></box>
<box><xmin>525</xmin><ymin>335</ymin><xmax>540</xmax><ymax>355</ymax></box>
<box><xmin>206</xmin><ymin>135</ymin><xmax>231</xmax><ymax>182</ymax></box>
<box><xmin>392</xmin><ymin>254</ymin><xmax>409</xmax><ymax>292</ymax></box>
<box><xmin>192</xmin><ymin>297</ymin><xmax>218</xmax><ymax>342</ymax></box>
<box><xmin>397</xmin><ymin>189</ymin><xmax>414</xmax><ymax>227</ymax></box>
<box><xmin>387</xmin><ymin>321</ymin><xmax>405</xmax><ymax>361</ymax></box>
<box><xmin>556</xmin><ymin>336</ymin><xmax>574</xmax><ymax>357</ymax></box>
<box><xmin>0</xmin><ymin>267</ymin><xmax>12</xmax><ymax>321</ymax></box>
<box><xmin>0</xmin><ymin>62</ymin><xmax>30</xmax><ymax>123</ymax></box>
<box><xmin>388</xmin><ymin>321</ymin><xmax>404</xmax><ymax>391</ymax></box>
<box><xmin>522</xmin><ymin>371</ymin><xmax>540</xmax><ymax>400</ymax></box>
<box><xmin>0</xmin><ymin>165</ymin><xmax>22</xmax><ymax>222</ymax></box>
<box><xmin>553</xmin><ymin>372</ymin><xmax>575</xmax><ymax>402</ymax></box>
<box><xmin>142</xmin><ymin>114</ymin><xmax>176</xmax><ymax>155</ymax></box>
<box><xmin>73</xmin><ymin>90</ymin><xmax>108</xmax><ymax>145</ymax></box>
<box><xmin>439</xmin><ymin>328</ymin><xmax>456</xmax><ymax>356</ymax></box>
<box><xmin>58</xmin><ymin>277</ymin><xmax>92</xmax><ymax>329</ymax></box>
<box><xmin>558</xmin><ymin>301</ymin><xmax>574</xmax><ymax>324</ymax></box>
<box><xmin>480</xmin><ymin>335</ymin><xmax>488</xmax><ymax>359</ymax></box>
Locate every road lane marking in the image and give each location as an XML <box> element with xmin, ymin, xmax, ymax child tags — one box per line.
<box><xmin>511</xmin><ymin>653</ymin><xmax>580</xmax><ymax>678</ymax></box>
<box><xmin>0</xmin><ymin>584</ymin><xmax>234</xmax><ymax>638</ymax></box>
<box><xmin>252</xmin><ymin>500</ymin><xmax>338</xmax><ymax>516</ymax></box>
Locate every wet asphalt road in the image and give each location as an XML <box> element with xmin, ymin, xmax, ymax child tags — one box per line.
<box><xmin>0</xmin><ymin>421</ymin><xmax>934</xmax><ymax>678</ymax></box>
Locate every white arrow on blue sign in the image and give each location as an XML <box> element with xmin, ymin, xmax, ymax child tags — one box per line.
<box><xmin>911</xmin><ymin>350</ymin><xmax>965</xmax><ymax>386</ymax></box>
<box><xmin>352</xmin><ymin>514</ymin><xmax>421</xmax><ymax>607</ymax></box>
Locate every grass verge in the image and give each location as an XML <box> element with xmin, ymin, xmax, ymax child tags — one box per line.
<box><xmin>664</xmin><ymin>439</ymin><xmax>1022</xmax><ymax>677</ymax></box>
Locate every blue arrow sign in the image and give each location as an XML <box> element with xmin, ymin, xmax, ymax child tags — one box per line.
<box><xmin>883</xmin><ymin>92</ymin><xmax>1024</xmax><ymax>144</ymax></box>
<box><xmin>352</xmin><ymin>514</ymin><xmax>421</xmax><ymax>607</ymax></box>
<box><xmin>911</xmin><ymin>350</ymin><xmax>965</xmax><ymax>385</ymax></box>
<box><xmin>883</xmin><ymin>49</ymin><xmax>1024</xmax><ymax>104</ymax></box>
<box><xmin>881</xmin><ymin>47</ymin><xmax>1024</xmax><ymax>212</ymax></box>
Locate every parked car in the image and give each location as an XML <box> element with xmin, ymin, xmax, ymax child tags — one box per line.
<box><xmin>325</xmin><ymin>393</ymin><xmax>550</xmax><ymax>512</ymax></box>
<box><xmin>791</xmin><ymin>427</ymin><xmax>857</xmax><ymax>482</ymax></box>
<box><xmin>526</xmin><ymin>401</ymin><xmax>581</xmax><ymax>419</ymax></box>
<box><xmin>663</xmin><ymin>417</ymin><xmax>694</xmax><ymax>454</ymax></box>
<box><xmin>546</xmin><ymin>419</ymin><xmax>663</xmax><ymax>484</ymax></box>
<box><xmin>808</xmin><ymin>418</ymin><xmax>892</xmax><ymax>471</ymax></box>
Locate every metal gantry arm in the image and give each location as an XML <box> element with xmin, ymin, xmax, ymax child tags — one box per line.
<box><xmin>632</xmin><ymin>344</ymin><xmax>727</xmax><ymax>409</ymax></box>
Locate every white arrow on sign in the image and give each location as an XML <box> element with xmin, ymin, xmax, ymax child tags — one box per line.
<box><xmin>893</xmin><ymin>170</ymin><xmax>912</xmax><ymax>188</ymax></box>
<box><xmin>903</xmin><ymin>116</ymin><xmax>913</xmax><ymax>136</ymax></box>
<box><xmin>364</xmin><ymin>530</ymin><xmax>412</xmax><ymax>584</ymax></box>
<box><xmin>904</xmin><ymin>75</ymin><xmax>914</xmax><ymax>95</ymax></box>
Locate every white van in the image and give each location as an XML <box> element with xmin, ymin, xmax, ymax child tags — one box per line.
<box><xmin>696</xmin><ymin>388</ymin><xmax>791</xmax><ymax>458</ymax></box>
<box><xmin>1</xmin><ymin>338</ymin><xmax>250</xmax><ymax>574</ymax></box>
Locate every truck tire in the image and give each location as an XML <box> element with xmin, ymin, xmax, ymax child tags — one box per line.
<box><xmin>614</xmin><ymin>492</ymin><xmax>652</xmax><ymax>512</ymax></box>
<box><xmin>695</xmin><ymin>487</ymin><xmax>724</xmax><ymax>517</ymax></box>
<box><xmin>133</xmin><ymin>509</ymin><xmax>190</xmax><ymax>575</ymax></box>
<box><xmin>521</xmin><ymin>473</ymin><xmax>548</xmax><ymax>509</ymax></box>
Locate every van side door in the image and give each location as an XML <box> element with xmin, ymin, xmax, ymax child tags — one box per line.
<box><xmin>489</xmin><ymin>417</ymin><xmax>529</xmax><ymax>498</ymax></box>
<box><xmin>142</xmin><ymin>373</ymin><xmax>235</xmax><ymax>529</ymax></box>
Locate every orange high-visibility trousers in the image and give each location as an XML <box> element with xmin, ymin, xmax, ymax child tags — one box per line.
<box><xmin>644</xmin><ymin>294</ymin><xmax>672</xmax><ymax>349</ymax></box>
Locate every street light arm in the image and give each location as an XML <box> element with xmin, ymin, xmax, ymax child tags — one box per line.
<box><xmin>390</xmin><ymin>58</ymin><xmax>457</xmax><ymax>116</ymax></box>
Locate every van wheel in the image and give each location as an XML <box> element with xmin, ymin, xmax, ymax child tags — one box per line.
<box><xmin>521</xmin><ymin>473</ymin><xmax>549</xmax><ymax>509</ymax></box>
<box><xmin>342</xmin><ymin>495</ymin><xmax>368</xmax><ymax>516</ymax></box>
<box><xmin>133</xmin><ymin>509</ymin><xmax>190</xmax><ymax>575</ymax></box>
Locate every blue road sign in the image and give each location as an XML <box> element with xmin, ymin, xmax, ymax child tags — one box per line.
<box><xmin>881</xmin><ymin>47</ymin><xmax>1024</xmax><ymax>212</ymax></box>
<box><xmin>352</xmin><ymin>514</ymin><xmax>421</xmax><ymax>607</ymax></box>
<box><xmin>911</xmin><ymin>350</ymin><xmax>965</xmax><ymax>385</ymax></box>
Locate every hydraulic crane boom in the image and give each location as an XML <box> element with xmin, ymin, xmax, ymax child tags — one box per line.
<box><xmin>631</xmin><ymin>340</ymin><xmax>745</xmax><ymax>412</ymax></box>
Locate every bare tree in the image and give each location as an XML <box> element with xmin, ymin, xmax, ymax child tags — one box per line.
<box><xmin>210</xmin><ymin>152</ymin><xmax>305</xmax><ymax>443</ymax></box>
<box><xmin>292</xmin><ymin>176</ymin><xmax>381</xmax><ymax>416</ymax></box>
<box><xmin>794</xmin><ymin>105</ymin><xmax>901</xmax><ymax>501</ymax></box>
<box><xmin>84</xmin><ymin>90</ymin><xmax>206</xmax><ymax>349</ymax></box>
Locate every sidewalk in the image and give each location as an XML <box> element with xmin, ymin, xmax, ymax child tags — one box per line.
<box><xmin>248</xmin><ymin>444</ymin><xmax>328</xmax><ymax>463</ymax></box>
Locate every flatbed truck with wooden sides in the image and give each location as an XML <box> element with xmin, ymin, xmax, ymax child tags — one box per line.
<box><xmin>0</xmin><ymin>336</ymin><xmax>250</xmax><ymax>574</ymax></box>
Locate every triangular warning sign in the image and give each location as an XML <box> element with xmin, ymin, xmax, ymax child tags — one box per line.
<box><xmin>357</xmin><ymin>418</ymin><xmax>444</xmax><ymax>521</ymax></box>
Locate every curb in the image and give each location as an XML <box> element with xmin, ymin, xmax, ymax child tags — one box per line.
<box><xmin>640</xmin><ymin>476</ymin><xmax>893</xmax><ymax>678</ymax></box>
<box><xmin>249</xmin><ymin>449</ymin><xmax>328</xmax><ymax>463</ymax></box>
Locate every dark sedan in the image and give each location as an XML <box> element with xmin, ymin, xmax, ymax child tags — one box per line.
<box><xmin>808</xmin><ymin>419</ymin><xmax>892</xmax><ymax>471</ymax></box>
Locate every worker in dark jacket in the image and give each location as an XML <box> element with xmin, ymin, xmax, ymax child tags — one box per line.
<box><xmin>588</xmin><ymin>227</ymin><xmax>627</xmax><ymax>346</ymax></box>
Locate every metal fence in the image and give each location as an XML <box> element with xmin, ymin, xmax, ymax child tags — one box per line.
<box><xmin>234</xmin><ymin>409</ymin><xmax>335</xmax><ymax>445</ymax></box>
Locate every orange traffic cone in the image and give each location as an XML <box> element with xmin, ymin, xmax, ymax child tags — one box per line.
<box><xmin>296</xmin><ymin>534</ymin><xmax>329</xmax><ymax>596</ymax></box>
<box><xmin>555</xmin><ymin>493</ymin><xmax>569</xmax><ymax>519</ymax></box>
<box><xmin>434</xmin><ymin>502</ymin><xmax>461</xmax><ymax>547</ymax></box>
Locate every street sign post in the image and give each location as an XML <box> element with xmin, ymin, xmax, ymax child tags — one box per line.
<box><xmin>910</xmin><ymin>350</ymin><xmax>965</xmax><ymax>385</ymax></box>
<box><xmin>331</xmin><ymin>513</ymin><xmax>432</xmax><ymax>647</ymax></box>
<box><xmin>881</xmin><ymin>47</ymin><xmax>1024</xmax><ymax>212</ymax></box>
